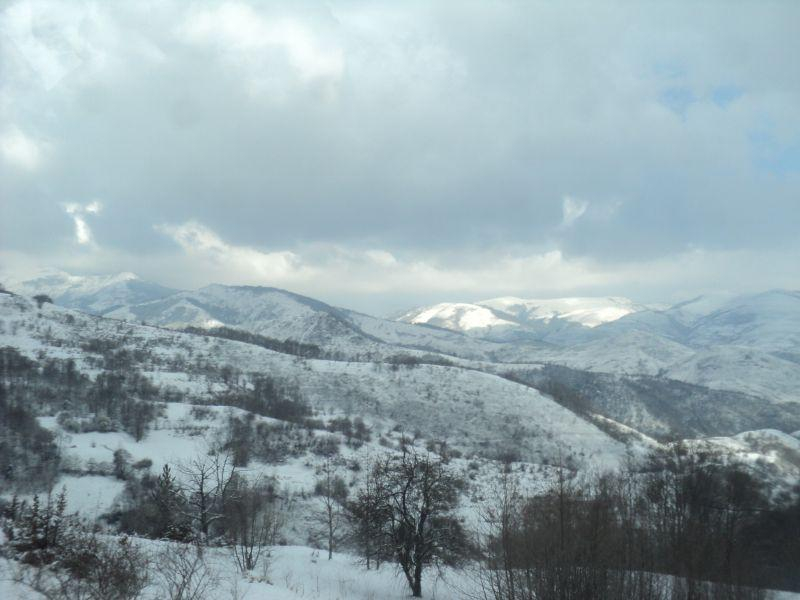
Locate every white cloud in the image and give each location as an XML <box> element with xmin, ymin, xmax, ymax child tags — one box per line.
<box><xmin>85</xmin><ymin>201</ymin><xmax>103</xmax><ymax>214</ymax></box>
<box><xmin>157</xmin><ymin>221</ymin><xmax>309</xmax><ymax>282</ymax></box>
<box><xmin>0</xmin><ymin>127</ymin><xmax>44</xmax><ymax>170</ymax></box>
<box><xmin>156</xmin><ymin>221</ymin><xmax>616</xmax><ymax>297</ymax></box>
<box><xmin>561</xmin><ymin>196</ymin><xmax>589</xmax><ymax>228</ymax></box>
<box><xmin>72</xmin><ymin>216</ymin><xmax>92</xmax><ymax>245</ymax></box>
<box><xmin>179</xmin><ymin>2</ymin><xmax>344</xmax><ymax>97</ymax></box>
<box><xmin>151</xmin><ymin>220</ymin><xmax>800</xmax><ymax>311</ymax></box>
<box><xmin>62</xmin><ymin>201</ymin><xmax>102</xmax><ymax>245</ymax></box>
<box><xmin>1</xmin><ymin>1</ymin><xmax>798</xmax><ymax>312</ymax></box>
<box><xmin>365</xmin><ymin>249</ymin><xmax>398</xmax><ymax>267</ymax></box>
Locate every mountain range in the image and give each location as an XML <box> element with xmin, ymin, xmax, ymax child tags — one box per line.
<box><xmin>2</xmin><ymin>269</ymin><xmax>798</xmax><ymax>438</ymax></box>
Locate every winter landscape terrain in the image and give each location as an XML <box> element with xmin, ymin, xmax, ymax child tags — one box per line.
<box><xmin>2</xmin><ymin>2</ymin><xmax>799</xmax><ymax>597</ymax></box>
<box><xmin>0</xmin><ymin>271</ymin><xmax>798</xmax><ymax>599</ymax></box>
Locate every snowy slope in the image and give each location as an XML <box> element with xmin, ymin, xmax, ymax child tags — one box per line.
<box><xmin>667</xmin><ymin>346</ymin><xmax>800</xmax><ymax>404</ymax></box>
<box><xmin>0</xmin><ymin>292</ymin><xmax>631</xmax><ymax>469</ymax></box>
<box><xmin>688</xmin><ymin>290</ymin><xmax>800</xmax><ymax>353</ymax></box>
<box><xmin>105</xmin><ymin>284</ymin><xmax>376</xmax><ymax>350</ymax></box>
<box><xmin>341</xmin><ymin>308</ymin><xmax>505</xmax><ymax>359</ymax></box>
<box><xmin>680</xmin><ymin>428</ymin><xmax>800</xmax><ymax>490</ymax></box>
<box><xmin>5</xmin><ymin>269</ymin><xmax>799</xmax><ymax>408</ymax></box>
<box><xmin>104</xmin><ymin>284</ymin><xmax>509</xmax><ymax>361</ymax></box>
<box><xmin>538</xmin><ymin>330</ymin><xmax>696</xmax><ymax>377</ymax></box>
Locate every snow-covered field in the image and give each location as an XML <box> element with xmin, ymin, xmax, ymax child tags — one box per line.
<box><xmin>3</xmin><ymin>546</ymin><xmax>799</xmax><ymax>600</ymax></box>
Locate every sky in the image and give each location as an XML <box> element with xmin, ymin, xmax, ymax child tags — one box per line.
<box><xmin>1</xmin><ymin>0</ymin><xmax>799</xmax><ymax>314</ymax></box>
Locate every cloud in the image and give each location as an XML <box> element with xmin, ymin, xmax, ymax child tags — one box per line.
<box><xmin>1</xmin><ymin>1</ymin><xmax>799</xmax><ymax>312</ymax></box>
<box><xmin>157</xmin><ymin>221</ymin><xmax>309</xmax><ymax>282</ymax></box>
<box><xmin>178</xmin><ymin>2</ymin><xmax>344</xmax><ymax>97</ymax></box>
<box><xmin>85</xmin><ymin>201</ymin><xmax>102</xmax><ymax>214</ymax></box>
<box><xmin>152</xmin><ymin>221</ymin><xmax>800</xmax><ymax>312</ymax></box>
<box><xmin>63</xmin><ymin>202</ymin><xmax>102</xmax><ymax>245</ymax></box>
<box><xmin>0</xmin><ymin>127</ymin><xmax>44</xmax><ymax>170</ymax></box>
<box><xmin>365</xmin><ymin>250</ymin><xmax>398</xmax><ymax>267</ymax></box>
<box><xmin>561</xmin><ymin>196</ymin><xmax>589</xmax><ymax>228</ymax></box>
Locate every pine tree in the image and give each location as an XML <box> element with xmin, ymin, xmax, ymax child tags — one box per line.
<box><xmin>150</xmin><ymin>464</ymin><xmax>191</xmax><ymax>541</ymax></box>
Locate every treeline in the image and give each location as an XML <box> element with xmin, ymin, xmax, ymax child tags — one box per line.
<box><xmin>183</xmin><ymin>325</ymin><xmax>458</xmax><ymax>369</ymax></box>
<box><xmin>212</xmin><ymin>374</ymin><xmax>311</xmax><ymax>423</ymax></box>
<box><xmin>107</xmin><ymin>453</ymin><xmax>284</xmax><ymax>577</ymax></box>
<box><xmin>478</xmin><ymin>444</ymin><xmax>800</xmax><ymax>599</ymax></box>
<box><xmin>183</xmin><ymin>325</ymin><xmax>327</xmax><ymax>359</ymax></box>
<box><xmin>0</xmin><ymin>346</ymin><xmax>162</xmax><ymax>445</ymax></box>
<box><xmin>0</xmin><ymin>384</ymin><xmax>59</xmax><ymax>490</ymax></box>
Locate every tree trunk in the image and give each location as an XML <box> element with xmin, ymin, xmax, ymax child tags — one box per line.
<box><xmin>328</xmin><ymin>514</ymin><xmax>333</xmax><ymax>560</ymax></box>
<box><xmin>412</xmin><ymin>561</ymin><xmax>423</xmax><ymax>597</ymax></box>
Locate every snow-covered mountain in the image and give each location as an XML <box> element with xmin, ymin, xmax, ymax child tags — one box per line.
<box><xmin>398</xmin><ymin>296</ymin><xmax>646</xmax><ymax>343</ymax></box>
<box><xmin>1</xmin><ymin>269</ymin><xmax>177</xmax><ymax>314</ymax></box>
<box><xmin>398</xmin><ymin>302</ymin><xmax>520</xmax><ymax>336</ymax></box>
<box><xmin>5</xmin><ymin>271</ymin><xmax>798</xmax><ymax>410</ymax></box>
<box><xmin>4</xmin><ymin>288</ymin><xmax>799</xmax><ymax>471</ymax></box>
<box><xmin>103</xmin><ymin>284</ymin><xmax>507</xmax><ymax>360</ymax></box>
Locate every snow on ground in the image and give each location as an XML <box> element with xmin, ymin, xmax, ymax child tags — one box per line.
<box><xmin>0</xmin><ymin>543</ymin><xmax>471</xmax><ymax>600</ymax></box>
<box><xmin>3</xmin><ymin>546</ymin><xmax>799</xmax><ymax>600</ymax></box>
<box><xmin>49</xmin><ymin>475</ymin><xmax>126</xmax><ymax>518</ymax></box>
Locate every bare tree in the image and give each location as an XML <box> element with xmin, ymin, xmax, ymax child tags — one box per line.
<box><xmin>178</xmin><ymin>452</ymin><xmax>237</xmax><ymax>545</ymax></box>
<box><xmin>224</xmin><ymin>475</ymin><xmax>282</xmax><ymax>573</ymax></box>
<box><xmin>347</xmin><ymin>462</ymin><xmax>390</xmax><ymax>570</ymax></box>
<box><xmin>313</xmin><ymin>458</ymin><xmax>348</xmax><ymax>559</ymax></box>
<box><xmin>156</xmin><ymin>543</ymin><xmax>219</xmax><ymax>600</ymax></box>
<box><xmin>33</xmin><ymin>294</ymin><xmax>53</xmax><ymax>309</ymax></box>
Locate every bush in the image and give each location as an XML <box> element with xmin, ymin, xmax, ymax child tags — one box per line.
<box><xmin>131</xmin><ymin>458</ymin><xmax>153</xmax><ymax>470</ymax></box>
<box><xmin>311</xmin><ymin>435</ymin><xmax>340</xmax><ymax>457</ymax></box>
<box><xmin>6</xmin><ymin>490</ymin><xmax>150</xmax><ymax>600</ymax></box>
<box><xmin>32</xmin><ymin>294</ymin><xmax>53</xmax><ymax>309</ymax></box>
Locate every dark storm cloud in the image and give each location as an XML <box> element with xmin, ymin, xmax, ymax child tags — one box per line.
<box><xmin>1</xmin><ymin>1</ymin><xmax>799</xmax><ymax>310</ymax></box>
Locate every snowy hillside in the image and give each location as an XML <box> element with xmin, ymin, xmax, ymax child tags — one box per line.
<box><xmin>689</xmin><ymin>290</ymin><xmax>800</xmax><ymax>354</ymax></box>
<box><xmin>680</xmin><ymin>428</ymin><xmax>800</xmax><ymax>488</ymax></box>
<box><xmin>539</xmin><ymin>330</ymin><xmax>696</xmax><ymax>377</ymax></box>
<box><xmin>667</xmin><ymin>346</ymin><xmax>800</xmax><ymax>404</ymax></box>
<box><xmin>0</xmin><ymin>292</ymin><xmax>630</xmax><ymax>468</ymax></box>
